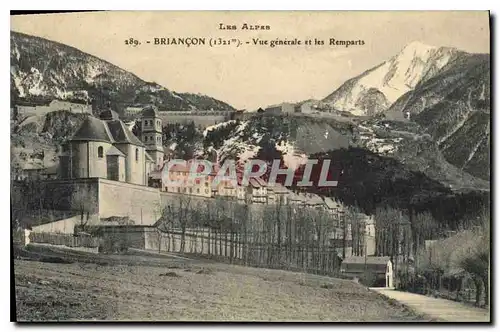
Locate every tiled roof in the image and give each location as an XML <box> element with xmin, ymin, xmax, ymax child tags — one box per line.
<box><xmin>288</xmin><ymin>192</ymin><xmax>305</xmax><ymax>203</ymax></box>
<box><xmin>268</xmin><ymin>183</ymin><xmax>290</xmax><ymax>194</ymax></box>
<box><xmin>99</xmin><ymin>109</ymin><xmax>120</xmax><ymax>120</ymax></box>
<box><xmin>71</xmin><ymin>116</ymin><xmax>114</xmax><ymax>143</ymax></box>
<box><xmin>142</xmin><ymin>105</ymin><xmax>159</xmax><ymax>117</ymax></box>
<box><xmin>145</xmin><ymin>152</ymin><xmax>154</xmax><ymax>162</ymax></box>
<box><xmin>106</xmin><ymin>146</ymin><xmax>126</xmax><ymax>157</ymax></box>
<box><xmin>323</xmin><ymin>197</ymin><xmax>342</xmax><ymax>209</ymax></box>
<box><xmin>303</xmin><ymin>193</ymin><xmax>323</xmax><ymax>205</ymax></box>
<box><xmin>71</xmin><ymin>115</ymin><xmax>144</xmax><ymax>148</ymax></box>
<box><xmin>106</xmin><ymin>120</ymin><xmax>144</xmax><ymax>147</ymax></box>
<box><xmin>342</xmin><ymin>256</ymin><xmax>391</xmax><ymax>266</ymax></box>
<box><xmin>150</xmin><ymin>170</ymin><xmax>162</xmax><ymax>180</ymax></box>
<box><xmin>249</xmin><ymin>177</ymin><xmax>267</xmax><ymax>188</ymax></box>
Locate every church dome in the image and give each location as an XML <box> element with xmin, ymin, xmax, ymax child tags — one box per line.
<box><xmin>142</xmin><ymin>105</ymin><xmax>159</xmax><ymax>118</ymax></box>
<box><xmin>70</xmin><ymin>116</ymin><xmax>114</xmax><ymax>143</ymax></box>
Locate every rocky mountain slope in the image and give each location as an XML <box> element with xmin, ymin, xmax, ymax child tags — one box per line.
<box><xmin>323</xmin><ymin>41</ymin><xmax>463</xmax><ymax>116</ymax></box>
<box><xmin>10</xmin><ymin>31</ymin><xmax>235</xmax><ymax>112</ymax></box>
<box><xmin>198</xmin><ymin>114</ymin><xmax>488</xmax><ymax>191</ymax></box>
<box><xmin>11</xmin><ymin>111</ymin><xmax>88</xmax><ymax>172</ymax></box>
<box><xmin>387</xmin><ymin>53</ymin><xmax>490</xmax><ymax>181</ymax></box>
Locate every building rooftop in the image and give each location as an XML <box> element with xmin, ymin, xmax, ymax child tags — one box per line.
<box><xmin>99</xmin><ymin>109</ymin><xmax>120</xmax><ymax>121</ymax></box>
<box><xmin>106</xmin><ymin>120</ymin><xmax>144</xmax><ymax>147</ymax></box>
<box><xmin>342</xmin><ymin>256</ymin><xmax>391</xmax><ymax>266</ymax></box>
<box><xmin>106</xmin><ymin>146</ymin><xmax>126</xmax><ymax>157</ymax></box>
<box><xmin>145</xmin><ymin>152</ymin><xmax>154</xmax><ymax>162</ymax></box>
<box><xmin>267</xmin><ymin>183</ymin><xmax>290</xmax><ymax>194</ymax></box>
<box><xmin>323</xmin><ymin>196</ymin><xmax>343</xmax><ymax>210</ymax></box>
<box><xmin>71</xmin><ymin>116</ymin><xmax>114</xmax><ymax>143</ymax></box>
<box><xmin>40</xmin><ymin>165</ymin><xmax>58</xmax><ymax>175</ymax></box>
<box><xmin>70</xmin><ymin>116</ymin><xmax>144</xmax><ymax>147</ymax></box>
<box><xmin>249</xmin><ymin>177</ymin><xmax>267</xmax><ymax>188</ymax></box>
<box><xmin>142</xmin><ymin>105</ymin><xmax>159</xmax><ymax>118</ymax></box>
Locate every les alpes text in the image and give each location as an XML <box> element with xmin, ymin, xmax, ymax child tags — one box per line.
<box><xmin>219</xmin><ymin>23</ymin><xmax>271</xmax><ymax>30</ymax></box>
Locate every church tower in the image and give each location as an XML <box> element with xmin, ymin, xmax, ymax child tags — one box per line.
<box><xmin>140</xmin><ymin>105</ymin><xmax>164</xmax><ymax>169</ymax></box>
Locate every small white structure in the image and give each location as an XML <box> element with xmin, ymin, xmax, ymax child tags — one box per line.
<box><xmin>24</xmin><ymin>229</ymin><xmax>31</xmax><ymax>246</ymax></box>
<box><xmin>341</xmin><ymin>256</ymin><xmax>394</xmax><ymax>288</ymax></box>
<box><xmin>385</xmin><ymin>259</ymin><xmax>394</xmax><ymax>288</ymax></box>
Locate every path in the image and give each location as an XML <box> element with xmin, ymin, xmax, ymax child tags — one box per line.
<box><xmin>371</xmin><ymin>288</ymin><xmax>490</xmax><ymax>322</ymax></box>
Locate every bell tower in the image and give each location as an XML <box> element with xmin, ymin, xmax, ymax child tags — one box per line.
<box><xmin>140</xmin><ymin>105</ymin><xmax>164</xmax><ymax>169</ymax></box>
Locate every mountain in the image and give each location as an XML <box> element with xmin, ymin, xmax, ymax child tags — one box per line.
<box><xmin>10</xmin><ymin>31</ymin><xmax>235</xmax><ymax>112</ymax></box>
<box><xmin>323</xmin><ymin>41</ymin><xmax>463</xmax><ymax>116</ymax></box>
<box><xmin>387</xmin><ymin>53</ymin><xmax>490</xmax><ymax>180</ymax></box>
<box><xmin>203</xmin><ymin>115</ymin><xmax>352</xmax><ymax>169</ymax></box>
<box><xmin>198</xmin><ymin>116</ymin><xmax>489</xmax><ymax>224</ymax></box>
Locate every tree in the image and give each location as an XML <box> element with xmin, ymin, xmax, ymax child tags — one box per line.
<box><xmin>345</xmin><ymin>205</ymin><xmax>364</xmax><ymax>256</ymax></box>
<box><xmin>155</xmin><ymin>203</ymin><xmax>175</xmax><ymax>252</ymax></box>
<box><xmin>71</xmin><ymin>185</ymin><xmax>98</xmax><ymax>233</ymax></box>
<box><xmin>175</xmin><ymin>194</ymin><xmax>193</xmax><ymax>253</ymax></box>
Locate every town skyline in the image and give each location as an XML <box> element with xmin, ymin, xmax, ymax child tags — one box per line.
<box><xmin>11</xmin><ymin>11</ymin><xmax>490</xmax><ymax>110</ymax></box>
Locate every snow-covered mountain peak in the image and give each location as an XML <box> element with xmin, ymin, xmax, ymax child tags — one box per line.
<box><xmin>323</xmin><ymin>41</ymin><xmax>459</xmax><ymax>116</ymax></box>
<box><xmin>398</xmin><ymin>41</ymin><xmax>437</xmax><ymax>59</ymax></box>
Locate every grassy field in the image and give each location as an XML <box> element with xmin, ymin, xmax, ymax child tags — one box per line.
<box><xmin>13</xmin><ymin>245</ymin><xmax>428</xmax><ymax>322</ymax></box>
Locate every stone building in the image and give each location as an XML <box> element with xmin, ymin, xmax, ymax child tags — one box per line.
<box><xmin>140</xmin><ymin>105</ymin><xmax>165</xmax><ymax>169</ymax></box>
<box><xmin>16</xmin><ymin>99</ymin><xmax>92</xmax><ymax>119</ymax></box>
<box><xmin>58</xmin><ymin>109</ymin><xmax>155</xmax><ymax>186</ymax></box>
<box><xmin>264</xmin><ymin>102</ymin><xmax>296</xmax><ymax>115</ymax></box>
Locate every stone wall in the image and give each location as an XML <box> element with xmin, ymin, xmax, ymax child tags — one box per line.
<box><xmin>31</xmin><ymin>215</ymin><xmax>81</xmax><ymax>234</ymax></box>
<box><xmin>98</xmin><ymin>226</ymin><xmax>151</xmax><ymax>251</ymax></box>
<box><xmin>14</xmin><ymin>178</ymin><xmax>162</xmax><ymax>227</ymax></box>
<box><xmin>37</xmin><ymin>178</ymin><xmax>100</xmax><ymax>217</ymax></box>
<box><xmin>98</xmin><ymin>179</ymin><xmax>161</xmax><ymax>225</ymax></box>
<box><xmin>159</xmin><ymin>114</ymin><xmax>229</xmax><ymax>128</ymax></box>
<box><xmin>16</xmin><ymin>101</ymin><xmax>92</xmax><ymax>120</ymax></box>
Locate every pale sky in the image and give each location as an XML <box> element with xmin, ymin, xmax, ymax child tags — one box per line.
<box><xmin>11</xmin><ymin>11</ymin><xmax>490</xmax><ymax>110</ymax></box>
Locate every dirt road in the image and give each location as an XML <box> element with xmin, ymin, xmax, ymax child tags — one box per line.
<box><xmin>371</xmin><ymin>288</ymin><xmax>490</xmax><ymax>322</ymax></box>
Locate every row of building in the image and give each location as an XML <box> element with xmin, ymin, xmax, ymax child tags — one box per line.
<box><xmin>14</xmin><ymin>100</ymin><xmax>93</xmax><ymax>119</ymax></box>
<box><xmin>263</xmin><ymin>100</ymin><xmax>328</xmax><ymax>115</ymax></box>
<box><xmin>16</xmin><ymin>105</ymin><xmax>376</xmax><ymax>257</ymax></box>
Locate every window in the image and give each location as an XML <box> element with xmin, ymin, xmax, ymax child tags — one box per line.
<box><xmin>197</xmin><ymin>188</ymin><xmax>200</xmax><ymax>194</ymax></box>
<box><xmin>177</xmin><ymin>188</ymin><xmax>181</xmax><ymax>193</ymax></box>
<box><xmin>98</xmin><ymin>146</ymin><xmax>104</xmax><ymax>158</ymax></box>
<box><xmin>135</xmin><ymin>148</ymin><xmax>139</xmax><ymax>162</ymax></box>
<box><xmin>144</xmin><ymin>136</ymin><xmax>148</xmax><ymax>142</ymax></box>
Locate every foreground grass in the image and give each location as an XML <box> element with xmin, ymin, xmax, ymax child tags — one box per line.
<box><xmin>14</xmin><ymin>247</ymin><xmax>427</xmax><ymax>322</ymax></box>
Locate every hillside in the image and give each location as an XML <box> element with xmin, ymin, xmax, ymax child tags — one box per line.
<box><xmin>11</xmin><ymin>111</ymin><xmax>89</xmax><ymax>172</ymax></box>
<box><xmin>387</xmin><ymin>53</ymin><xmax>490</xmax><ymax>180</ymax></box>
<box><xmin>323</xmin><ymin>41</ymin><xmax>463</xmax><ymax>116</ymax></box>
<box><xmin>10</xmin><ymin>31</ymin><xmax>235</xmax><ymax>113</ymax></box>
<box><xmin>14</xmin><ymin>247</ymin><xmax>427</xmax><ymax>322</ymax></box>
